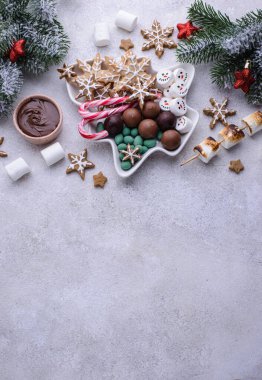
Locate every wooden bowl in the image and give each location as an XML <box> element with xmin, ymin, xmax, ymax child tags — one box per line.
<box><xmin>13</xmin><ymin>94</ymin><xmax>63</xmax><ymax>145</ymax></box>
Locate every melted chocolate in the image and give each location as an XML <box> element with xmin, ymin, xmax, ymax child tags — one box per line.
<box><xmin>18</xmin><ymin>98</ymin><xmax>60</xmax><ymax>137</ymax></box>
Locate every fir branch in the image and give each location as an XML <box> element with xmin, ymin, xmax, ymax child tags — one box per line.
<box><xmin>210</xmin><ymin>56</ymin><xmax>240</xmax><ymax>89</ymax></box>
<box><xmin>187</xmin><ymin>0</ymin><xmax>233</xmax><ymax>31</ymax></box>
<box><xmin>28</xmin><ymin>0</ymin><xmax>57</xmax><ymax>22</ymax></box>
<box><xmin>246</xmin><ymin>75</ymin><xmax>262</xmax><ymax>105</ymax></box>
<box><xmin>0</xmin><ymin>59</ymin><xmax>23</xmax><ymax>115</ymax></box>
<box><xmin>222</xmin><ymin>23</ymin><xmax>262</xmax><ymax>56</ymax></box>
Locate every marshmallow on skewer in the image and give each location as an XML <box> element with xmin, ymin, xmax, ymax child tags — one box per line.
<box><xmin>170</xmin><ymin>97</ymin><xmax>187</xmax><ymax>117</ymax></box>
<box><xmin>176</xmin><ymin>116</ymin><xmax>193</xmax><ymax>134</ymax></box>
<box><xmin>41</xmin><ymin>142</ymin><xmax>65</xmax><ymax>166</ymax></box>
<box><xmin>156</xmin><ymin>69</ymin><xmax>174</xmax><ymax>89</ymax></box>
<box><xmin>94</xmin><ymin>22</ymin><xmax>110</xmax><ymax>47</ymax></box>
<box><xmin>193</xmin><ymin>137</ymin><xmax>221</xmax><ymax>163</ymax></box>
<box><xmin>217</xmin><ymin>124</ymin><xmax>245</xmax><ymax>149</ymax></box>
<box><xmin>242</xmin><ymin>111</ymin><xmax>262</xmax><ymax>136</ymax></box>
<box><xmin>115</xmin><ymin>10</ymin><xmax>138</xmax><ymax>32</ymax></box>
<box><xmin>5</xmin><ymin>158</ymin><xmax>31</xmax><ymax>181</ymax></box>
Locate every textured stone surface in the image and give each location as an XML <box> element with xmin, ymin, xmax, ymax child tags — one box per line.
<box><xmin>0</xmin><ymin>1</ymin><xmax>262</xmax><ymax>379</ymax></box>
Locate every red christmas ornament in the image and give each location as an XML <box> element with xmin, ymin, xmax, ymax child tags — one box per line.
<box><xmin>234</xmin><ymin>60</ymin><xmax>255</xmax><ymax>93</ymax></box>
<box><xmin>177</xmin><ymin>20</ymin><xmax>199</xmax><ymax>39</ymax></box>
<box><xmin>9</xmin><ymin>39</ymin><xmax>26</xmax><ymax>63</ymax></box>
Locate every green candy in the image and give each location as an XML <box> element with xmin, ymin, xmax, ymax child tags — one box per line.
<box><xmin>157</xmin><ymin>131</ymin><xmax>163</xmax><ymax>141</ymax></box>
<box><xmin>118</xmin><ymin>143</ymin><xmax>127</xmax><ymax>151</ymax></box>
<box><xmin>96</xmin><ymin>122</ymin><xmax>104</xmax><ymax>132</ymax></box>
<box><xmin>124</xmin><ymin>136</ymin><xmax>134</xmax><ymax>144</ymax></box>
<box><xmin>134</xmin><ymin>136</ymin><xmax>143</xmax><ymax>146</ymax></box>
<box><xmin>123</xmin><ymin>127</ymin><xmax>131</xmax><ymax>136</ymax></box>
<box><xmin>119</xmin><ymin>153</ymin><xmax>125</xmax><ymax>161</ymax></box>
<box><xmin>131</xmin><ymin>128</ymin><xmax>138</xmax><ymax>137</ymax></box>
<box><xmin>115</xmin><ymin>134</ymin><xmax>124</xmax><ymax>145</ymax></box>
<box><xmin>136</xmin><ymin>145</ymin><xmax>143</xmax><ymax>154</ymax></box>
<box><xmin>144</xmin><ymin>139</ymin><xmax>157</xmax><ymax>148</ymax></box>
<box><xmin>121</xmin><ymin>161</ymin><xmax>132</xmax><ymax>171</ymax></box>
<box><xmin>140</xmin><ymin>146</ymin><xmax>148</xmax><ymax>154</ymax></box>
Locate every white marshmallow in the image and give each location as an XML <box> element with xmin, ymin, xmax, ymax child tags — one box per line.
<box><xmin>242</xmin><ymin>111</ymin><xmax>262</xmax><ymax>136</ymax></box>
<box><xmin>115</xmin><ymin>10</ymin><xmax>138</xmax><ymax>32</ymax></box>
<box><xmin>159</xmin><ymin>97</ymin><xmax>171</xmax><ymax>111</ymax></box>
<box><xmin>94</xmin><ymin>22</ymin><xmax>110</xmax><ymax>47</ymax></box>
<box><xmin>169</xmin><ymin>80</ymin><xmax>188</xmax><ymax>98</ymax></box>
<box><xmin>193</xmin><ymin>137</ymin><xmax>221</xmax><ymax>164</ymax></box>
<box><xmin>5</xmin><ymin>158</ymin><xmax>31</xmax><ymax>181</ymax></box>
<box><xmin>41</xmin><ymin>142</ymin><xmax>65</xmax><ymax>166</ymax></box>
<box><xmin>156</xmin><ymin>69</ymin><xmax>174</xmax><ymax>89</ymax></box>
<box><xmin>176</xmin><ymin>116</ymin><xmax>193</xmax><ymax>134</ymax></box>
<box><xmin>217</xmin><ymin>124</ymin><xmax>245</xmax><ymax>150</ymax></box>
<box><xmin>173</xmin><ymin>68</ymin><xmax>189</xmax><ymax>84</ymax></box>
<box><xmin>170</xmin><ymin>98</ymin><xmax>187</xmax><ymax>117</ymax></box>
<box><xmin>163</xmin><ymin>86</ymin><xmax>172</xmax><ymax>97</ymax></box>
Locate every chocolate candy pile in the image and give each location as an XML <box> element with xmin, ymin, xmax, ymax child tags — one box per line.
<box><xmin>96</xmin><ymin>100</ymin><xmax>183</xmax><ymax>171</ymax></box>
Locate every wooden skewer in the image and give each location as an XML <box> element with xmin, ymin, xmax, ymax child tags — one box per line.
<box><xmin>180</xmin><ymin>153</ymin><xmax>200</xmax><ymax>166</ymax></box>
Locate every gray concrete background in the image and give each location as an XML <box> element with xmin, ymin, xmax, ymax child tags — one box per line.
<box><xmin>1</xmin><ymin>0</ymin><xmax>262</xmax><ymax>379</ymax></box>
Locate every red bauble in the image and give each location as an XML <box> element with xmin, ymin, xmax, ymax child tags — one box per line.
<box><xmin>9</xmin><ymin>39</ymin><xmax>26</xmax><ymax>63</ymax></box>
<box><xmin>177</xmin><ymin>20</ymin><xmax>199</xmax><ymax>39</ymax></box>
<box><xmin>234</xmin><ymin>67</ymin><xmax>255</xmax><ymax>93</ymax></box>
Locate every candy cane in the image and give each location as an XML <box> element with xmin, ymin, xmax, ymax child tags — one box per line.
<box><xmin>78</xmin><ymin>96</ymin><xmax>135</xmax><ymax>140</ymax></box>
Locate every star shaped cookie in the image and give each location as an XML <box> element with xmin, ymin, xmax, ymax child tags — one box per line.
<box><xmin>0</xmin><ymin>137</ymin><xmax>7</xmax><ymax>158</ymax></box>
<box><xmin>75</xmin><ymin>73</ymin><xmax>103</xmax><ymax>100</ymax></box>
<box><xmin>119</xmin><ymin>144</ymin><xmax>141</xmax><ymax>166</ymax></box>
<box><xmin>93</xmin><ymin>172</ymin><xmax>108</xmax><ymax>188</ymax></box>
<box><xmin>229</xmin><ymin>159</ymin><xmax>244</xmax><ymax>174</ymax></box>
<box><xmin>57</xmin><ymin>63</ymin><xmax>77</xmax><ymax>80</ymax></box>
<box><xmin>203</xmin><ymin>98</ymin><xmax>236</xmax><ymax>129</ymax></box>
<box><xmin>66</xmin><ymin>148</ymin><xmax>95</xmax><ymax>180</ymax></box>
<box><xmin>141</xmin><ymin>19</ymin><xmax>177</xmax><ymax>58</ymax></box>
<box><xmin>120</xmin><ymin>38</ymin><xmax>134</xmax><ymax>51</ymax></box>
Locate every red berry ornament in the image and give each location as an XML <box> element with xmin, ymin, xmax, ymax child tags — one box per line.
<box><xmin>177</xmin><ymin>20</ymin><xmax>199</xmax><ymax>39</ymax></box>
<box><xmin>234</xmin><ymin>60</ymin><xmax>255</xmax><ymax>93</ymax></box>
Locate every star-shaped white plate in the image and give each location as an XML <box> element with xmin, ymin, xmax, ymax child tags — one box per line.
<box><xmin>66</xmin><ymin>62</ymin><xmax>199</xmax><ymax>178</ymax></box>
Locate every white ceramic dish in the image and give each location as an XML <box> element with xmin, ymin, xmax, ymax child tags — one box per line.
<box><xmin>66</xmin><ymin>62</ymin><xmax>199</xmax><ymax>178</ymax></box>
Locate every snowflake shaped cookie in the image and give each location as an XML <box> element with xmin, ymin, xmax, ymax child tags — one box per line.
<box><xmin>203</xmin><ymin>98</ymin><xmax>236</xmax><ymax>129</ymax></box>
<box><xmin>75</xmin><ymin>73</ymin><xmax>103</xmax><ymax>100</ymax></box>
<box><xmin>123</xmin><ymin>77</ymin><xmax>157</xmax><ymax>109</ymax></box>
<box><xmin>66</xmin><ymin>148</ymin><xmax>95</xmax><ymax>180</ymax></box>
<box><xmin>141</xmin><ymin>20</ymin><xmax>177</xmax><ymax>58</ymax></box>
<box><xmin>120</xmin><ymin>144</ymin><xmax>141</xmax><ymax>166</ymax></box>
<box><xmin>114</xmin><ymin>53</ymin><xmax>153</xmax><ymax>93</ymax></box>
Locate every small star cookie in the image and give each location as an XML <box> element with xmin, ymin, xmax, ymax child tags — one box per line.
<box><xmin>93</xmin><ymin>172</ymin><xmax>108</xmax><ymax>188</ymax></box>
<box><xmin>120</xmin><ymin>38</ymin><xmax>134</xmax><ymax>51</ymax></box>
<box><xmin>141</xmin><ymin>19</ymin><xmax>177</xmax><ymax>58</ymax></box>
<box><xmin>66</xmin><ymin>148</ymin><xmax>95</xmax><ymax>180</ymax></box>
<box><xmin>57</xmin><ymin>63</ymin><xmax>77</xmax><ymax>80</ymax></box>
<box><xmin>119</xmin><ymin>144</ymin><xmax>141</xmax><ymax>166</ymax></box>
<box><xmin>0</xmin><ymin>137</ymin><xmax>7</xmax><ymax>157</ymax></box>
<box><xmin>229</xmin><ymin>159</ymin><xmax>244</xmax><ymax>174</ymax></box>
<box><xmin>203</xmin><ymin>98</ymin><xmax>236</xmax><ymax>129</ymax></box>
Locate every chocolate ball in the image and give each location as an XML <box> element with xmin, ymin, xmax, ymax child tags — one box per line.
<box><xmin>161</xmin><ymin>130</ymin><xmax>181</xmax><ymax>151</ymax></box>
<box><xmin>122</xmin><ymin>108</ymin><xmax>142</xmax><ymax>128</ymax></box>
<box><xmin>104</xmin><ymin>114</ymin><xmax>123</xmax><ymax>137</ymax></box>
<box><xmin>138</xmin><ymin>119</ymin><xmax>158</xmax><ymax>139</ymax></box>
<box><xmin>142</xmin><ymin>101</ymin><xmax>160</xmax><ymax>119</ymax></box>
<box><xmin>156</xmin><ymin>111</ymin><xmax>176</xmax><ymax>132</ymax></box>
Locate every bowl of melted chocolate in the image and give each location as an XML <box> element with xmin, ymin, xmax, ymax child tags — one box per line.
<box><xmin>13</xmin><ymin>95</ymin><xmax>63</xmax><ymax>145</ymax></box>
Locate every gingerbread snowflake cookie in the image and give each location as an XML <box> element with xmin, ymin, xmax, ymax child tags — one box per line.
<box><xmin>141</xmin><ymin>20</ymin><xmax>177</xmax><ymax>58</ymax></box>
<box><xmin>124</xmin><ymin>77</ymin><xmax>157</xmax><ymax>109</ymax></box>
<box><xmin>57</xmin><ymin>63</ymin><xmax>77</xmax><ymax>81</ymax></box>
<box><xmin>66</xmin><ymin>148</ymin><xmax>95</xmax><ymax>180</ymax></box>
<box><xmin>203</xmin><ymin>98</ymin><xmax>236</xmax><ymax>129</ymax></box>
<box><xmin>119</xmin><ymin>144</ymin><xmax>141</xmax><ymax>166</ymax></box>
